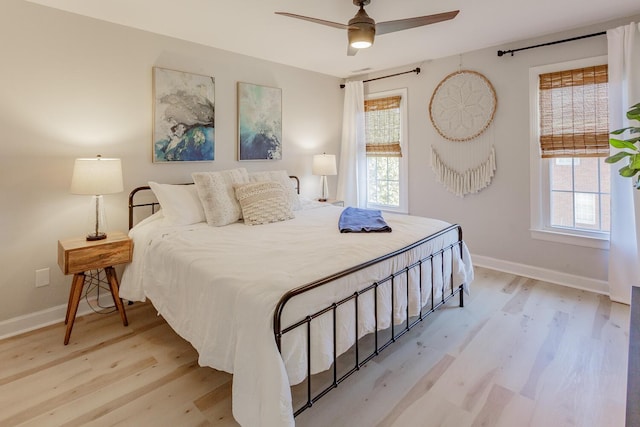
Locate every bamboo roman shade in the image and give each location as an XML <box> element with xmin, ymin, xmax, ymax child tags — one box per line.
<box><xmin>364</xmin><ymin>96</ymin><xmax>402</xmax><ymax>157</ymax></box>
<box><xmin>538</xmin><ymin>64</ymin><xmax>609</xmax><ymax>158</ymax></box>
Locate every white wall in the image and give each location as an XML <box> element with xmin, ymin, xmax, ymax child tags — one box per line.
<box><xmin>364</xmin><ymin>15</ymin><xmax>640</xmax><ymax>292</ymax></box>
<box><xmin>0</xmin><ymin>0</ymin><xmax>343</xmax><ymax>323</ymax></box>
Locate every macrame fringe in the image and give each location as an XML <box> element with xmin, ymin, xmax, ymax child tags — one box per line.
<box><xmin>431</xmin><ymin>145</ymin><xmax>496</xmax><ymax>197</ymax></box>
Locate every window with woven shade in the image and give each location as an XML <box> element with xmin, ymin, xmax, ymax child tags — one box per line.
<box><xmin>363</xmin><ymin>90</ymin><xmax>408</xmax><ymax>213</ymax></box>
<box><xmin>364</xmin><ymin>95</ymin><xmax>402</xmax><ymax>157</ymax></box>
<box><xmin>538</xmin><ymin>65</ymin><xmax>609</xmax><ymax>158</ymax></box>
<box><xmin>530</xmin><ymin>58</ymin><xmax>610</xmax><ymax>247</ymax></box>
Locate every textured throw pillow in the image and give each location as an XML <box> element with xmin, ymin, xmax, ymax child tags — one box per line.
<box><xmin>148</xmin><ymin>182</ymin><xmax>205</xmax><ymax>225</ymax></box>
<box><xmin>192</xmin><ymin>168</ymin><xmax>250</xmax><ymax>226</ymax></box>
<box><xmin>249</xmin><ymin>170</ymin><xmax>301</xmax><ymax>211</ymax></box>
<box><xmin>235</xmin><ymin>181</ymin><xmax>294</xmax><ymax>226</ymax></box>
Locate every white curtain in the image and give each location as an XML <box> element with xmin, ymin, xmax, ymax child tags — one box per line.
<box><xmin>336</xmin><ymin>81</ymin><xmax>367</xmax><ymax>208</ymax></box>
<box><xmin>607</xmin><ymin>22</ymin><xmax>640</xmax><ymax>304</ymax></box>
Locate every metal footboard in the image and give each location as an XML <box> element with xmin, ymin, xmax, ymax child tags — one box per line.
<box><xmin>273</xmin><ymin>223</ymin><xmax>466</xmax><ymax>417</ymax></box>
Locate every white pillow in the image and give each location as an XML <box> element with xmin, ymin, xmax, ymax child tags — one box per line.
<box><xmin>148</xmin><ymin>182</ymin><xmax>205</xmax><ymax>225</ymax></box>
<box><xmin>249</xmin><ymin>170</ymin><xmax>301</xmax><ymax>210</ymax></box>
<box><xmin>235</xmin><ymin>181</ymin><xmax>294</xmax><ymax>226</ymax></box>
<box><xmin>192</xmin><ymin>168</ymin><xmax>250</xmax><ymax>226</ymax></box>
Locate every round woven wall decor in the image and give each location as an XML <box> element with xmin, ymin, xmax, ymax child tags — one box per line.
<box><xmin>429</xmin><ymin>70</ymin><xmax>497</xmax><ymax>142</ymax></box>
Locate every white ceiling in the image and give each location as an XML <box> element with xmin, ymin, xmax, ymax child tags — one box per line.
<box><xmin>24</xmin><ymin>0</ymin><xmax>640</xmax><ymax>78</ymax></box>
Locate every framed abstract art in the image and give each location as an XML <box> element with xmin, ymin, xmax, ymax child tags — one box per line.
<box><xmin>152</xmin><ymin>67</ymin><xmax>215</xmax><ymax>162</ymax></box>
<box><xmin>237</xmin><ymin>82</ymin><xmax>282</xmax><ymax>160</ymax></box>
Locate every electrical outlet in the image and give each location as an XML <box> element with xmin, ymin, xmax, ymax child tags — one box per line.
<box><xmin>35</xmin><ymin>268</ymin><xmax>50</xmax><ymax>287</ymax></box>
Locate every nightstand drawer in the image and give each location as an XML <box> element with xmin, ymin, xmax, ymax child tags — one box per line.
<box><xmin>58</xmin><ymin>232</ymin><xmax>132</xmax><ymax>275</ymax></box>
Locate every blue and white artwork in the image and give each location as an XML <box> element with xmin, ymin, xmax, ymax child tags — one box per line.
<box><xmin>238</xmin><ymin>82</ymin><xmax>282</xmax><ymax>160</ymax></box>
<box><xmin>153</xmin><ymin>67</ymin><xmax>215</xmax><ymax>162</ymax></box>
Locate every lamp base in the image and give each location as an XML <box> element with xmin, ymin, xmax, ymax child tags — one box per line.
<box><xmin>320</xmin><ymin>175</ymin><xmax>330</xmax><ymax>203</ymax></box>
<box><xmin>86</xmin><ymin>232</ymin><xmax>107</xmax><ymax>241</ymax></box>
<box><xmin>85</xmin><ymin>195</ymin><xmax>108</xmax><ymax>242</ymax></box>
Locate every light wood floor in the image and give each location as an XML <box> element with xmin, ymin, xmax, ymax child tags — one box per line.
<box><xmin>0</xmin><ymin>267</ymin><xmax>629</xmax><ymax>426</ymax></box>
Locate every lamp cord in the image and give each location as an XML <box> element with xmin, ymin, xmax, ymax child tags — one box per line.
<box><xmin>83</xmin><ymin>269</ymin><xmax>117</xmax><ymax>315</ymax></box>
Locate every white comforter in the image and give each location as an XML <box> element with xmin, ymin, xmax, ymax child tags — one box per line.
<box><xmin>120</xmin><ymin>203</ymin><xmax>474</xmax><ymax>427</ymax></box>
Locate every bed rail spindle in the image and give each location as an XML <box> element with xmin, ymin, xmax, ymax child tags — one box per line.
<box><xmin>354</xmin><ymin>292</ymin><xmax>360</xmax><ymax>369</ymax></box>
<box><xmin>332</xmin><ymin>303</ymin><xmax>338</xmax><ymax>386</ymax></box>
<box><xmin>430</xmin><ymin>256</ymin><xmax>435</xmax><ymax>311</ymax></box>
<box><xmin>390</xmin><ymin>274</ymin><xmax>396</xmax><ymax>342</ymax></box>
<box><xmin>374</xmin><ymin>283</ymin><xmax>379</xmax><ymax>355</ymax></box>
<box><xmin>458</xmin><ymin>241</ymin><xmax>465</xmax><ymax>307</ymax></box>
<box><xmin>452</xmin><ymin>248</ymin><xmax>456</xmax><ymax>298</ymax></box>
<box><xmin>306</xmin><ymin>317</ymin><xmax>312</xmax><ymax>410</ymax></box>
<box><xmin>418</xmin><ymin>261</ymin><xmax>423</xmax><ymax>320</ymax></box>
<box><xmin>405</xmin><ymin>267</ymin><xmax>410</xmax><ymax>332</ymax></box>
<box><xmin>441</xmin><ymin>252</ymin><xmax>446</xmax><ymax>304</ymax></box>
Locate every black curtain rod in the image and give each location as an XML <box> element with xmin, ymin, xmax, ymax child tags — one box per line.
<box><xmin>497</xmin><ymin>31</ymin><xmax>606</xmax><ymax>57</ymax></box>
<box><xmin>340</xmin><ymin>67</ymin><xmax>420</xmax><ymax>89</ymax></box>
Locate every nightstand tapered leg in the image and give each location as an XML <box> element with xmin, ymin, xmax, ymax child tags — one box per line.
<box><xmin>64</xmin><ymin>273</ymin><xmax>82</xmax><ymax>325</ymax></box>
<box><xmin>64</xmin><ymin>273</ymin><xmax>86</xmax><ymax>345</ymax></box>
<box><xmin>105</xmin><ymin>266</ymin><xmax>128</xmax><ymax>327</ymax></box>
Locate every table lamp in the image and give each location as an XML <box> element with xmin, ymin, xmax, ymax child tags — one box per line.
<box><xmin>70</xmin><ymin>155</ymin><xmax>123</xmax><ymax>241</ymax></box>
<box><xmin>312</xmin><ymin>153</ymin><xmax>337</xmax><ymax>202</ymax></box>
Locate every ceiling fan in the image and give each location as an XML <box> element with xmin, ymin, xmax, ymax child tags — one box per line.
<box><xmin>275</xmin><ymin>0</ymin><xmax>459</xmax><ymax>56</ymax></box>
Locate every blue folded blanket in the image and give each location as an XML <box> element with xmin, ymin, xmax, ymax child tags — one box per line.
<box><xmin>338</xmin><ymin>207</ymin><xmax>392</xmax><ymax>233</ymax></box>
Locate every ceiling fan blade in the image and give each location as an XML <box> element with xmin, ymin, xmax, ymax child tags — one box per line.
<box><xmin>274</xmin><ymin>12</ymin><xmax>349</xmax><ymax>30</ymax></box>
<box><xmin>347</xmin><ymin>45</ymin><xmax>359</xmax><ymax>56</ymax></box>
<box><xmin>376</xmin><ymin>10</ymin><xmax>459</xmax><ymax>36</ymax></box>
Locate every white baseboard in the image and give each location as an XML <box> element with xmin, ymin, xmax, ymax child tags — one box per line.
<box><xmin>0</xmin><ymin>297</ymin><xmax>101</xmax><ymax>341</ymax></box>
<box><xmin>471</xmin><ymin>254</ymin><xmax>609</xmax><ymax>296</ymax></box>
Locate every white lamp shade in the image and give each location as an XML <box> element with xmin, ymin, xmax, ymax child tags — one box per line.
<box><xmin>70</xmin><ymin>157</ymin><xmax>123</xmax><ymax>195</ymax></box>
<box><xmin>312</xmin><ymin>154</ymin><xmax>337</xmax><ymax>176</ymax></box>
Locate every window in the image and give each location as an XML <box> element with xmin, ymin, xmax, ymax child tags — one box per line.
<box><xmin>364</xmin><ymin>89</ymin><xmax>408</xmax><ymax>213</ymax></box>
<box><xmin>550</xmin><ymin>158</ymin><xmax>610</xmax><ymax>231</ymax></box>
<box><xmin>529</xmin><ymin>57</ymin><xmax>610</xmax><ymax>248</ymax></box>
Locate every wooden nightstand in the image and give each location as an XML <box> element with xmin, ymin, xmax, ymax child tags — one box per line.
<box><xmin>57</xmin><ymin>231</ymin><xmax>132</xmax><ymax>345</ymax></box>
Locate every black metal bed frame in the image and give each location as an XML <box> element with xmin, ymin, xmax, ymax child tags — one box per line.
<box><xmin>274</xmin><ymin>224</ymin><xmax>464</xmax><ymax>416</ymax></box>
<box><xmin>128</xmin><ymin>176</ymin><xmax>466</xmax><ymax>419</ymax></box>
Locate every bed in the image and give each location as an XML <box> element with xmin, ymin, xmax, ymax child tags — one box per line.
<box><xmin>120</xmin><ymin>169</ymin><xmax>474</xmax><ymax>427</ymax></box>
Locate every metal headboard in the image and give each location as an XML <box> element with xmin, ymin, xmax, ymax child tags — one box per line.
<box><xmin>128</xmin><ymin>176</ymin><xmax>301</xmax><ymax>230</ymax></box>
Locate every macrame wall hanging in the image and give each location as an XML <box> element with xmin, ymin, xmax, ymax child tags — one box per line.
<box><xmin>429</xmin><ymin>69</ymin><xmax>497</xmax><ymax>197</ymax></box>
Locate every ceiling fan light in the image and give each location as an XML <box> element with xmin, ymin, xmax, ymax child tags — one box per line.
<box><xmin>348</xmin><ymin>26</ymin><xmax>374</xmax><ymax>49</ymax></box>
<box><xmin>351</xmin><ymin>40</ymin><xmax>372</xmax><ymax>49</ymax></box>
